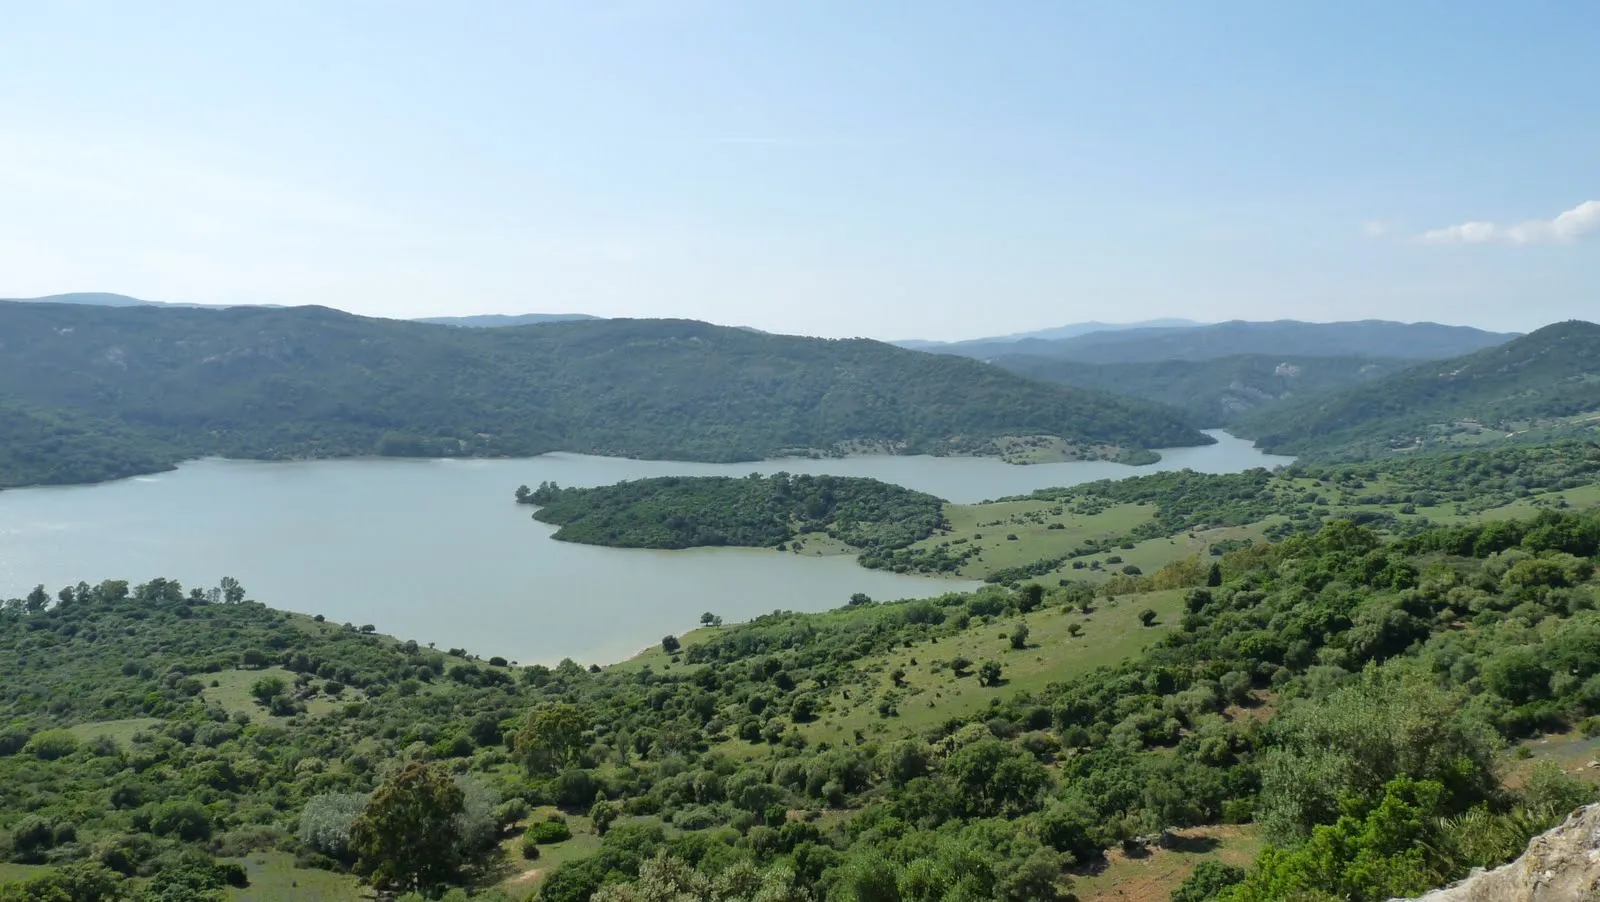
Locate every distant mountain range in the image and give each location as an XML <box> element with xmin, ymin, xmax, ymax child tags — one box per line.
<box><xmin>2</xmin><ymin>294</ymin><xmax>596</xmax><ymax>329</ymax></box>
<box><xmin>896</xmin><ymin>318</ymin><xmax>1205</xmax><ymax>350</ymax></box>
<box><xmin>413</xmin><ymin>313</ymin><xmax>600</xmax><ymax>327</ymax></box>
<box><xmin>1237</xmin><ymin>321</ymin><xmax>1600</xmax><ymax>458</ymax></box>
<box><xmin>919</xmin><ymin>319</ymin><xmax>1519</xmax><ymax>364</ymax></box>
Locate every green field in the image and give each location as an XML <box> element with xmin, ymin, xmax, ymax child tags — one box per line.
<box><xmin>805</xmin><ymin>589</ymin><xmax>1187</xmax><ymax>742</ymax></box>
<box><xmin>226</xmin><ymin>852</ymin><xmax>365</xmax><ymax>902</ymax></box>
<box><xmin>64</xmin><ymin>717</ymin><xmax>162</xmax><ymax>749</ymax></box>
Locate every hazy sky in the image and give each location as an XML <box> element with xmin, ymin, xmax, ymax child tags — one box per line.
<box><xmin>3</xmin><ymin>1</ymin><xmax>1595</xmax><ymax>340</ymax></box>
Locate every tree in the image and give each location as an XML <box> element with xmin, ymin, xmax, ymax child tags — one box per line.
<box><xmin>661</xmin><ymin>635</ymin><xmax>681</xmax><ymax>654</ymax></box>
<box><xmin>1138</xmin><ymin>609</ymin><xmax>1158</xmax><ymax>627</ymax></box>
<box><xmin>349</xmin><ymin>762</ymin><xmax>466</xmax><ymax>892</ymax></box>
<box><xmin>250</xmin><ymin>676</ymin><xmax>286</xmax><ymax>705</ymax></box>
<box><xmin>513</xmin><ymin>703</ymin><xmax>589</xmax><ymax>775</ymax></box>
<box><xmin>949</xmin><ymin>656</ymin><xmax>973</xmax><ymax>676</ymax></box>
<box><xmin>1018</xmin><ymin>583</ymin><xmax>1044</xmax><ymax>613</ymax></box>
<box><xmin>514</xmin><ymin>484</ymin><xmax>531</xmax><ymax>503</ymax></box>
<box><xmin>979</xmin><ymin>661</ymin><xmax>1004</xmax><ymax>687</ymax></box>
<box><xmin>700</xmin><ymin>611</ymin><xmax>716</xmax><ymax>626</ymax></box>
<box><xmin>1206</xmin><ymin>561</ymin><xmax>1223</xmax><ymax>587</ymax></box>
<box><xmin>1009</xmin><ymin>623</ymin><xmax>1030</xmax><ymax>650</ymax></box>
<box><xmin>219</xmin><ymin>576</ymin><xmax>245</xmax><ymax>604</ymax></box>
<box><xmin>1066</xmin><ymin>623</ymin><xmax>1083</xmax><ymax>638</ymax></box>
<box><xmin>849</xmin><ymin>592</ymin><xmax>872</xmax><ymax>606</ymax></box>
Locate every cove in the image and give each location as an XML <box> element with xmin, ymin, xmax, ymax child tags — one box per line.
<box><xmin>0</xmin><ymin>431</ymin><xmax>1289</xmax><ymax>664</ymax></box>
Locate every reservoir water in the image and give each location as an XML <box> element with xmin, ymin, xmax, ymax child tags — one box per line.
<box><xmin>0</xmin><ymin>431</ymin><xmax>1289</xmax><ymax>664</ymax></box>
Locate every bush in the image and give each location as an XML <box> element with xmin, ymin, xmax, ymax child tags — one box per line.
<box><xmin>299</xmin><ymin>793</ymin><xmax>368</xmax><ymax>862</ymax></box>
<box><xmin>520</xmin><ymin>836</ymin><xmax>541</xmax><ymax>860</ymax></box>
<box><xmin>25</xmin><ymin>729</ymin><xmax>80</xmax><ymax>760</ymax></box>
<box><xmin>524</xmin><ymin>817</ymin><xmax>571</xmax><ymax>844</ymax></box>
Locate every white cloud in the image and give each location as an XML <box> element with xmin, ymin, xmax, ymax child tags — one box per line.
<box><xmin>1362</xmin><ymin>220</ymin><xmax>1396</xmax><ymax>237</ymax></box>
<box><xmin>1419</xmin><ymin>200</ymin><xmax>1600</xmax><ymax>245</ymax></box>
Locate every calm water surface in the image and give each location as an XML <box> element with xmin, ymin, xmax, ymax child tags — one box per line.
<box><xmin>0</xmin><ymin>431</ymin><xmax>1289</xmax><ymax>663</ymax></box>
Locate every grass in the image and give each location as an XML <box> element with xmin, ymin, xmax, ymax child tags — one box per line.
<box><xmin>1506</xmin><ymin>729</ymin><xmax>1600</xmax><ymax>790</ymax></box>
<box><xmin>0</xmin><ymin>863</ymin><xmax>51</xmax><ymax>886</ymax></box>
<box><xmin>65</xmin><ymin>717</ymin><xmax>162</xmax><ymax>748</ymax></box>
<box><xmin>803</xmin><ymin>589</ymin><xmax>1187</xmax><ymax>742</ymax></box>
<box><xmin>1070</xmin><ymin>825</ymin><xmax>1263</xmax><ymax>902</ymax></box>
<box><xmin>225</xmin><ymin>851</ymin><xmax>365</xmax><ymax>901</ymax></box>
<box><xmin>494</xmin><ymin>809</ymin><xmax>605</xmax><ymax>896</ymax></box>
<box><xmin>198</xmin><ymin>666</ymin><xmax>354</xmax><ymax>722</ymax></box>
<box><xmin>903</xmin><ymin>499</ymin><xmax>1153</xmax><ymax>579</ymax></box>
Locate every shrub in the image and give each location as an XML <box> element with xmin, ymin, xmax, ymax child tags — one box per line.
<box><xmin>299</xmin><ymin>793</ymin><xmax>368</xmax><ymax>862</ymax></box>
<box><xmin>524</xmin><ymin>817</ymin><xmax>571</xmax><ymax>844</ymax></box>
<box><xmin>25</xmin><ymin>729</ymin><xmax>79</xmax><ymax>760</ymax></box>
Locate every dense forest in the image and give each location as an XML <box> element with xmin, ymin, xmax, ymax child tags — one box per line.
<box><xmin>519</xmin><ymin>474</ymin><xmax>947</xmax><ymax>554</ymax></box>
<box><xmin>5</xmin><ymin>502</ymin><xmax>1600</xmax><ymax>901</ymax></box>
<box><xmin>1239</xmin><ymin>320</ymin><xmax>1600</xmax><ymax>458</ymax></box>
<box><xmin>0</xmin><ymin>302</ymin><xmax>1209</xmax><ymax>490</ymax></box>
<box><xmin>990</xmin><ymin>354</ymin><xmax>1411</xmax><ymax>426</ymax></box>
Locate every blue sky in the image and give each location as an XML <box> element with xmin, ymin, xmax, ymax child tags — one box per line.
<box><xmin>3</xmin><ymin>1</ymin><xmax>1595</xmax><ymax>340</ymax></box>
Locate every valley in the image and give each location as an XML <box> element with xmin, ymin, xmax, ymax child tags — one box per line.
<box><xmin>3</xmin><ymin>308</ymin><xmax>1600</xmax><ymax>902</ymax></box>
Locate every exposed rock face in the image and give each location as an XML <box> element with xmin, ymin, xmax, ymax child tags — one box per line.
<box><xmin>1401</xmin><ymin>805</ymin><xmax>1600</xmax><ymax>901</ymax></box>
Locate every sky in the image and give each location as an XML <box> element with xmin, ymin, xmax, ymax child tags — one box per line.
<box><xmin>2</xmin><ymin>1</ymin><xmax>1595</xmax><ymax>341</ymax></box>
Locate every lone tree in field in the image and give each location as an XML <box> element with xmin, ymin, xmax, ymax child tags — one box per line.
<box><xmin>1010</xmin><ymin>623</ymin><xmax>1030</xmax><ymax>650</ymax></box>
<box><xmin>979</xmin><ymin>660</ymin><xmax>1004</xmax><ymax>687</ymax></box>
<box><xmin>661</xmin><ymin>635</ymin><xmax>681</xmax><ymax>653</ymax></box>
<box><xmin>350</xmin><ymin>762</ymin><xmax>465</xmax><ymax>892</ymax></box>
<box><xmin>1139</xmin><ymin>608</ymin><xmax>1158</xmax><ymax>627</ymax></box>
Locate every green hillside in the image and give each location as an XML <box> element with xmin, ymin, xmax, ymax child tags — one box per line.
<box><xmin>1240</xmin><ymin>321</ymin><xmax>1600</xmax><ymax>458</ymax></box>
<box><xmin>5</xmin><ymin>506</ymin><xmax>1600</xmax><ymax>901</ymax></box>
<box><xmin>992</xmin><ymin>353</ymin><xmax>1411</xmax><ymax>425</ymax></box>
<box><xmin>0</xmin><ymin>302</ymin><xmax>1210</xmax><ymax>489</ymax></box>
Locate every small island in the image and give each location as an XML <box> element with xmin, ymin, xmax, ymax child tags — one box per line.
<box><xmin>515</xmin><ymin>473</ymin><xmax>949</xmax><ymax>563</ymax></box>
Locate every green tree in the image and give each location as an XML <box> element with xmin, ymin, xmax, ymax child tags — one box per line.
<box><xmin>513</xmin><ymin>703</ymin><xmax>589</xmax><ymax>775</ymax></box>
<box><xmin>349</xmin><ymin>762</ymin><xmax>466</xmax><ymax>892</ymax></box>
<box><xmin>1138</xmin><ymin>609</ymin><xmax>1157</xmax><ymax>627</ymax></box>
<box><xmin>1009</xmin><ymin>623</ymin><xmax>1030</xmax><ymax>650</ymax></box>
<box><xmin>249</xmin><ymin>676</ymin><xmax>285</xmax><ymax>706</ymax></box>
<box><xmin>1206</xmin><ymin>561</ymin><xmax>1223</xmax><ymax>587</ymax></box>
<box><xmin>661</xmin><ymin>635</ymin><xmax>681</xmax><ymax>653</ymax></box>
<box><xmin>979</xmin><ymin>660</ymin><xmax>1004</xmax><ymax>687</ymax></box>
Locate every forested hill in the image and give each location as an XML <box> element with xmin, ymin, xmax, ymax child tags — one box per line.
<box><xmin>1240</xmin><ymin>320</ymin><xmax>1600</xmax><ymax>458</ymax></box>
<box><xmin>929</xmin><ymin>319</ymin><xmax>1515</xmax><ymax>364</ymax></box>
<box><xmin>0</xmin><ymin>302</ymin><xmax>1210</xmax><ymax>489</ymax></box>
<box><xmin>991</xmin><ymin>353</ymin><xmax>1412</xmax><ymax>426</ymax></box>
<box><xmin>519</xmin><ymin>473</ymin><xmax>948</xmax><ymax>554</ymax></box>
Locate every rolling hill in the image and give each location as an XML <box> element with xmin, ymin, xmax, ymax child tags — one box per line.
<box><xmin>0</xmin><ymin>301</ymin><xmax>1210</xmax><ymax>489</ymax></box>
<box><xmin>1239</xmin><ymin>320</ymin><xmax>1600</xmax><ymax>458</ymax></box>
<box><xmin>992</xmin><ymin>354</ymin><xmax>1413</xmax><ymax>426</ymax></box>
<box><xmin>923</xmin><ymin>319</ymin><xmax>1516</xmax><ymax>364</ymax></box>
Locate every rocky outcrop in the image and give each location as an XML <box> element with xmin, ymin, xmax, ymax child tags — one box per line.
<box><xmin>1401</xmin><ymin>805</ymin><xmax>1600</xmax><ymax>901</ymax></box>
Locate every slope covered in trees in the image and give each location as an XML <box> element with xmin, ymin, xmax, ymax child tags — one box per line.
<box><xmin>991</xmin><ymin>353</ymin><xmax>1411</xmax><ymax>425</ymax></box>
<box><xmin>5</xmin><ymin>507</ymin><xmax>1600</xmax><ymax>901</ymax></box>
<box><xmin>923</xmin><ymin>319</ymin><xmax>1514</xmax><ymax>364</ymax></box>
<box><xmin>0</xmin><ymin>302</ymin><xmax>1210</xmax><ymax>489</ymax></box>
<box><xmin>1240</xmin><ymin>320</ymin><xmax>1600</xmax><ymax>458</ymax></box>
<box><xmin>519</xmin><ymin>474</ymin><xmax>947</xmax><ymax>553</ymax></box>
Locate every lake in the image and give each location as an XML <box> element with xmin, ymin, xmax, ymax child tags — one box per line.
<box><xmin>0</xmin><ymin>431</ymin><xmax>1289</xmax><ymax>664</ymax></box>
